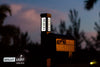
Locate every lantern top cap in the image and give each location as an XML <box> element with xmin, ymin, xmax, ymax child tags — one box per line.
<box><xmin>40</xmin><ymin>13</ymin><xmax>51</xmax><ymax>17</ymax></box>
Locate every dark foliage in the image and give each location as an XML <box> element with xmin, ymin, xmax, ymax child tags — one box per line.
<box><xmin>92</xmin><ymin>12</ymin><xmax>100</xmax><ymax>49</ymax></box>
<box><xmin>68</xmin><ymin>9</ymin><xmax>84</xmax><ymax>51</ymax></box>
<box><xmin>59</xmin><ymin>20</ymin><xmax>66</xmax><ymax>35</ymax></box>
<box><xmin>84</xmin><ymin>0</ymin><xmax>98</xmax><ymax>10</ymax></box>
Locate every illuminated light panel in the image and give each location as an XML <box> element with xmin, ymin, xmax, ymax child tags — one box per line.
<box><xmin>48</xmin><ymin>17</ymin><xmax>51</xmax><ymax>31</ymax></box>
<box><xmin>41</xmin><ymin>17</ymin><xmax>46</xmax><ymax>31</ymax></box>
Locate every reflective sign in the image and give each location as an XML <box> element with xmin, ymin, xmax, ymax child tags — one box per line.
<box><xmin>48</xmin><ymin>17</ymin><xmax>51</xmax><ymax>31</ymax></box>
<box><xmin>41</xmin><ymin>17</ymin><xmax>46</xmax><ymax>31</ymax></box>
<box><xmin>56</xmin><ymin>39</ymin><xmax>75</xmax><ymax>52</ymax></box>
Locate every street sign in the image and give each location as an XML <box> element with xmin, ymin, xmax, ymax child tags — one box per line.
<box><xmin>56</xmin><ymin>39</ymin><xmax>75</xmax><ymax>52</ymax></box>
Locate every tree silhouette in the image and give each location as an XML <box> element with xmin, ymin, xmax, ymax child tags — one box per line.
<box><xmin>0</xmin><ymin>4</ymin><xmax>11</xmax><ymax>26</ymax></box>
<box><xmin>82</xmin><ymin>32</ymin><xmax>95</xmax><ymax>51</ymax></box>
<box><xmin>19</xmin><ymin>32</ymin><xmax>31</xmax><ymax>51</ymax></box>
<box><xmin>51</xmin><ymin>24</ymin><xmax>57</xmax><ymax>33</ymax></box>
<box><xmin>0</xmin><ymin>25</ymin><xmax>20</xmax><ymax>46</ymax></box>
<box><xmin>84</xmin><ymin>0</ymin><xmax>98</xmax><ymax>10</ymax></box>
<box><xmin>91</xmin><ymin>13</ymin><xmax>100</xmax><ymax>49</ymax></box>
<box><xmin>0</xmin><ymin>4</ymin><xmax>20</xmax><ymax>47</ymax></box>
<box><xmin>0</xmin><ymin>4</ymin><xmax>12</xmax><ymax>46</ymax></box>
<box><xmin>59</xmin><ymin>20</ymin><xmax>66</xmax><ymax>35</ymax></box>
<box><xmin>68</xmin><ymin>9</ymin><xmax>84</xmax><ymax>51</ymax></box>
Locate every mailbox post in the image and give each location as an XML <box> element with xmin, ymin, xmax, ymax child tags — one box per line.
<box><xmin>41</xmin><ymin>13</ymin><xmax>51</xmax><ymax>48</ymax></box>
<box><xmin>40</xmin><ymin>13</ymin><xmax>52</xmax><ymax>67</ymax></box>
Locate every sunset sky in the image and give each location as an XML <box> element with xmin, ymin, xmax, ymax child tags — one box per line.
<box><xmin>0</xmin><ymin>0</ymin><xmax>100</xmax><ymax>44</ymax></box>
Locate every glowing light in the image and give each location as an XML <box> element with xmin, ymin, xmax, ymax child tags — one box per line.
<box><xmin>48</xmin><ymin>17</ymin><xmax>51</xmax><ymax>31</ymax></box>
<box><xmin>90</xmin><ymin>61</ymin><xmax>96</xmax><ymax>65</ymax></box>
<box><xmin>41</xmin><ymin>17</ymin><xmax>46</xmax><ymax>31</ymax></box>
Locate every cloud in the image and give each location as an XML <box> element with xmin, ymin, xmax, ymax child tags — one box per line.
<box><xmin>35</xmin><ymin>8</ymin><xmax>67</xmax><ymax>24</ymax></box>
<box><xmin>4</xmin><ymin>4</ymin><xmax>68</xmax><ymax>43</ymax></box>
<box><xmin>85</xmin><ymin>32</ymin><xmax>97</xmax><ymax>39</ymax></box>
<box><xmin>80</xmin><ymin>32</ymin><xmax>97</xmax><ymax>49</ymax></box>
<box><xmin>10</xmin><ymin>4</ymin><xmax>23</xmax><ymax>15</ymax></box>
<box><xmin>81</xmin><ymin>41</ymin><xmax>87</xmax><ymax>49</ymax></box>
<box><xmin>20</xmin><ymin>9</ymin><xmax>40</xmax><ymax>26</ymax></box>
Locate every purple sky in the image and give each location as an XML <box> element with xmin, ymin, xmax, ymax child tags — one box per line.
<box><xmin>0</xmin><ymin>0</ymin><xmax>100</xmax><ymax>49</ymax></box>
<box><xmin>3</xmin><ymin>4</ymin><xmax>68</xmax><ymax>43</ymax></box>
